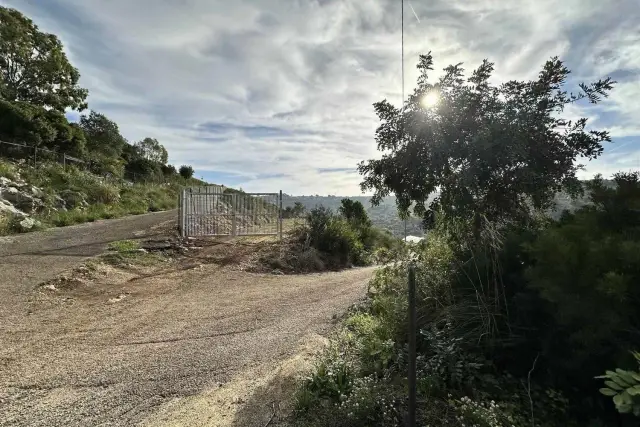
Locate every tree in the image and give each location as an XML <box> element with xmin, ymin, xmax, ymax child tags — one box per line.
<box><xmin>293</xmin><ymin>201</ymin><xmax>306</xmax><ymax>217</ymax></box>
<box><xmin>125</xmin><ymin>157</ymin><xmax>162</xmax><ymax>182</ymax></box>
<box><xmin>134</xmin><ymin>137</ymin><xmax>168</xmax><ymax>164</ymax></box>
<box><xmin>0</xmin><ymin>99</ymin><xmax>86</xmax><ymax>156</ymax></box>
<box><xmin>161</xmin><ymin>164</ymin><xmax>177</xmax><ymax>176</ymax></box>
<box><xmin>339</xmin><ymin>198</ymin><xmax>371</xmax><ymax>228</ymax></box>
<box><xmin>358</xmin><ymin>53</ymin><xmax>615</xmax><ymax>236</ymax></box>
<box><xmin>80</xmin><ymin>111</ymin><xmax>126</xmax><ymax>158</ymax></box>
<box><xmin>179</xmin><ymin>165</ymin><xmax>194</xmax><ymax>179</ymax></box>
<box><xmin>80</xmin><ymin>111</ymin><xmax>127</xmax><ymax>175</ymax></box>
<box><xmin>0</xmin><ymin>6</ymin><xmax>88</xmax><ymax>112</ymax></box>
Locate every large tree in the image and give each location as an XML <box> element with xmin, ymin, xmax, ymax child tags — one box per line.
<box><xmin>0</xmin><ymin>99</ymin><xmax>86</xmax><ymax>156</ymax></box>
<box><xmin>80</xmin><ymin>111</ymin><xmax>127</xmax><ymax>175</ymax></box>
<box><xmin>134</xmin><ymin>137</ymin><xmax>168</xmax><ymax>164</ymax></box>
<box><xmin>0</xmin><ymin>6</ymin><xmax>88</xmax><ymax>112</ymax></box>
<box><xmin>358</xmin><ymin>53</ymin><xmax>615</xmax><ymax>235</ymax></box>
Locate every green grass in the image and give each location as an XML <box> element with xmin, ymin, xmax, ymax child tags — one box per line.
<box><xmin>0</xmin><ymin>159</ymin><xmax>18</xmax><ymax>180</ymax></box>
<box><xmin>102</xmin><ymin>239</ymin><xmax>166</xmax><ymax>267</ymax></box>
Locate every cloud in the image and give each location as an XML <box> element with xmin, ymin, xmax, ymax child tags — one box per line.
<box><xmin>2</xmin><ymin>0</ymin><xmax>639</xmax><ymax>194</ymax></box>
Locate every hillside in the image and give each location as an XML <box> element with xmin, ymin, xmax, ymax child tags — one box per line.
<box><xmin>0</xmin><ymin>159</ymin><xmax>202</xmax><ymax>234</ymax></box>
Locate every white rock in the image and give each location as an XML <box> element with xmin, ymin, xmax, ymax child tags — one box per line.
<box><xmin>43</xmin><ymin>284</ymin><xmax>57</xmax><ymax>291</ymax></box>
<box><xmin>18</xmin><ymin>217</ymin><xmax>40</xmax><ymax>231</ymax></box>
<box><xmin>31</xmin><ymin>186</ymin><xmax>45</xmax><ymax>198</ymax></box>
<box><xmin>0</xmin><ymin>199</ymin><xmax>26</xmax><ymax>217</ymax></box>
<box><xmin>0</xmin><ymin>177</ymin><xmax>12</xmax><ymax>187</ymax></box>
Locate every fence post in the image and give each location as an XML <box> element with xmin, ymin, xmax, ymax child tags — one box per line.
<box><xmin>231</xmin><ymin>194</ymin><xmax>237</xmax><ymax>236</ymax></box>
<box><xmin>62</xmin><ymin>153</ymin><xmax>66</xmax><ymax>170</ymax></box>
<box><xmin>408</xmin><ymin>264</ymin><xmax>417</xmax><ymax>427</ymax></box>
<box><xmin>279</xmin><ymin>190</ymin><xmax>283</xmax><ymax>240</ymax></box>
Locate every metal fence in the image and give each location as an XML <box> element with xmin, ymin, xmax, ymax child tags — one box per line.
<box><xmin>0</xmin><ymin>140</ymin><xmax>85</xmax><ymax>169</ymax></box>
<box><xmin>179</xmin><ymin>186</ymin><xmax>282</xmax><ymax>238</ymax></box>
<box><xmin>0</xmin><ymin>140</ymin><xmax>172</xmax><ymax>184</ymax></box>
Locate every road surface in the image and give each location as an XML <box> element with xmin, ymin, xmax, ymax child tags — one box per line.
<box><xmin>0</xmin><ymin>213</ymin><xmax>374</xmax><ymax>426</ymax></box>
<box><xmin>0</xmin><ymin>210</ymin><xmax>176</xmax><ymax>314</ymax></box>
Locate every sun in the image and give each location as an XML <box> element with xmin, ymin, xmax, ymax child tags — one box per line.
<box><xmin>421</xmin><ymin>91</ymin><xmax>440</xmax><ymax>109</ymax></box>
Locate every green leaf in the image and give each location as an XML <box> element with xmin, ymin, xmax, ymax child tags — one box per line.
<box><xmin>599</xmin><ymin>388</ymin><xmax>618</xmax><ymax>396</ymax></box>
<box><xmin>626</xmin><ymin>387</ymin><xmax>640</xmax><ymax>396</ymax></box>
<box><xmin>611</xmin><ymin>375</ymin><xmax>632</xmax><ymax>388</ymax></box>
<box><xmin>605</xmin><ymin>380</ymin><xmax>624</xmax><ymax>391</ymax></box>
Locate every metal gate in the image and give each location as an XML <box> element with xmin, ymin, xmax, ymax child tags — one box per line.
<box><xmin>179</xmin><ymin>186</ymin><xmax>282</xmax><ymax>238</ymax></box>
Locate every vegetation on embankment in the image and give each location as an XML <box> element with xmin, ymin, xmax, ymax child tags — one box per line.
<box><xmin>290</xmin><ymin>54</ymin><xmax>639</xmax><ymax>426</ymax></box>
<box><xmin>257</xmin><ymin>199</ymin><xmax>400</xmax><ymax>273</ymax></box>
<box><xmin>0</xmin><ymin>159</ymin><xmax>202</xmax><ymax>235</ymax></box>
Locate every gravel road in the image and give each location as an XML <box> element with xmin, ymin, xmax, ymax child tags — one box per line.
<box><xmin>0</xmin><ymin>210</ymin><xmax>176</xmax><ymax>314</ymax></box>
<box><xmin>0</xmin><ymin>215</ymin><xmax>374</xmax><ymax>426</ymax></box>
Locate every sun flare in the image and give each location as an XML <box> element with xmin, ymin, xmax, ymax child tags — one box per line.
<box><xmin>421</xmin><ymin>91</ymin><xmax>440</xmax><ymax>109</ymax></box>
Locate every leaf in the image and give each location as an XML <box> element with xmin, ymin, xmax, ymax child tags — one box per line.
<box><xmin>605</xmin><ymin>380</ymin><xmax>623</xmax><ymax>391</ymax></box>
<box><xmin>626</xmin><ymin>387</ymin><xmax>640</xmax><ymax>396</ymax></box>
<box><xmin>599</xmin><ymin>388</ymin><xmax>618</xmax><ymax>396</ymax></box>
<box><xmin>611</xmin><ymin>375</ymin><xmax>632</xmax><ymax>388</ymax></box>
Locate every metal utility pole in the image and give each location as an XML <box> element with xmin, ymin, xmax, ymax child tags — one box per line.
<box><xmin>401</xmin><ymin>2</ymin><xmax>416</xmax><ymax>426</ymax></box>
<box><xmin>408</xmin><ymin>264</ymin><xmax>417</xmax><ymax>427</ymax></box>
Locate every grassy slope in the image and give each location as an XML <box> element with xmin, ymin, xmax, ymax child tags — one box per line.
<box><xmin>0</xmin><ymin>159</ymin><xmax>204</xmax><ymax>234</ymax></box>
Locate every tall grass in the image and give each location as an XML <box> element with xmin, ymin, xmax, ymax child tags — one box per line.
<box><xmin>0</xmin><ymin>161</ymin><xmax>181</xmax><ymax>235</ymax></box>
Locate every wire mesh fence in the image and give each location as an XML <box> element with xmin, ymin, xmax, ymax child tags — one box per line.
<box><xmin>0</xmin><ymin>140</ymin><xmax>171</xmax><ymax>184</ymax></box>
<box><xmin>179</xmin><ymin>186</ymin><xmax>283</xmax><ymax>238</ymax></box>
<box><xmin>0</xmin><ymin>140</ymin><xmax>85</xmax><ymax>169</ymax></box>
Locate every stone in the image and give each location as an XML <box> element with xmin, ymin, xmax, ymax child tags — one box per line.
<box><xmin>0</xmin><ymin>199</ymin><xmax>26</xmax><ymax>217</ymax></box>
<box><xmin>59</xmin><ymin>189</ymin><xmax>88</xmax><ymax>209</ymax></box>
<box><xmin>0</xmin><ymin>176</ymin><xmax>12</xmax><ymax>187</ymax></box>
<box><xmin>1</xmin><ymin>187</ymin><xmax>19</xmax><ymax>202</ymax></box>
<box><xmin>43</xmin><ymin>284</ymin><xmax>57</xmax><ymax>291</ymax></box>
<box><xmin>18</xmin><ymin>217</ymin><xmax>40</xmax><ymax>231</ymax></box>
<box><xmin>53</xmin><ymin>195</ymin><xmax>67</xmax><ymax>210</ymax></box>
<box><xmin>31</xmin><ymin>186</ymin><xmax>45</xmax><ymax>198</ymax></box>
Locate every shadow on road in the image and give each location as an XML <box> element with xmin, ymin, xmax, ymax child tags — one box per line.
<box><xmin>231</xmin><ymin>368</ymin><xmax>299</xmax><ymax>427</ymax></box>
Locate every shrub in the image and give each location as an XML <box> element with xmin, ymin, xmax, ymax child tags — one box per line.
<box><xmin>0</xmin><ymin>159</ymin><xmax>18</xmax><ymax>180</ymax></box>
<box><xmin>179</xmin><ymin>165</ymin><xmax>194</xmax><ymax>179</ymax></box>
<box><xmin>304</xmin><ymin>207</ymin><xmax>372</xmax><ymax>267</ymax></box>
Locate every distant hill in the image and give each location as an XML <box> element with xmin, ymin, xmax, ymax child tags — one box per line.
<box><xmin>282</xmin><ymin>195</ymin><xmax>425</xmax><ymax>237</ymax></box>
<box><xmin>284</xmin><ymin>180</ymin><xmax>610</xmax><ymax>238</ymax></box>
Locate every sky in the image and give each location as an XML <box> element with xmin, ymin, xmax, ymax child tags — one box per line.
<box><xmin>2</xmin><ymin>0</ymin><xmax>639</xmax><ymax>195</ymax></box>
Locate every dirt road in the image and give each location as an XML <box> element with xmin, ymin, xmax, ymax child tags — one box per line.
<box><xmin>0</xmin><ymin>217</ymin><xmax>375</xmax><ymax>426</ymax></box>
<box><xmin>0</xmin><ymin>210</ymin><xmax>176</xmax><ymax>314</ymax></box>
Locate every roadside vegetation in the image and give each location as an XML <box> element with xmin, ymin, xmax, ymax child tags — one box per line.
<box><xmin>0</xmin><ymin>6</ymin><xmax>201</xmax><ymax>235</ymax></box>
<box><xmin>292</xmin><ymin>55</ymin><xmax>639</xmax><ymax>426</ymax></box>
<box><xmin>258</xmin><ymin>199</ymin><xmax>400</xmax><ymax>273</ymax></box>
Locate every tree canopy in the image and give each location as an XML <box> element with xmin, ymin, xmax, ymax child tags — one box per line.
<box><xmin>179</xmin><ymin>165</ymin><xmax>194</xmax><ymax>179</ymax></box>
<box><xmin>134</xmin><ymin>137</ymin><xmax>168</xmax><ymax>164</ymax></box>
<box><xmin>0</xmin><ymin>6</ymin><xmax>88</xmax><ymax>112</ymax></box>
<box><xmin>358</xmin><ymin>53</ymin><xmax>615</xmax><ymax>234</ymax></box>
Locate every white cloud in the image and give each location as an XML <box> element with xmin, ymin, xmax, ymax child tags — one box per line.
<box><xmin>1</xmin><ymin>0</ymin><xmax>639</xmax><ymax>194</ymax></box>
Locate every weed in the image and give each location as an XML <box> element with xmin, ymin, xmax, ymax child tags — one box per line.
<box><xmin>102</xmin><ymin>239</ymin><xmax>166</xmax><ymax>267</ymax></box>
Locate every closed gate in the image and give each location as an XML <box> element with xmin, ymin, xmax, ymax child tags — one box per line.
<box><xmin>179</xmin><ymin>186</ymin><xmax>282</xmax><ymax>238</ymax></box>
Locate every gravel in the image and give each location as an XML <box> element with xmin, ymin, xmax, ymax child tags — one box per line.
<box><xmin>0</xmin><ymin>212</ymin><xmax>374</xmax><ymax>426</ymax></box>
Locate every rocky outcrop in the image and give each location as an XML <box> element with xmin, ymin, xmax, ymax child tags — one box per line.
<box><xmin>0</xmin><ymin>171</ymin><xmax>47</xmax><ymax>231</ymax></box>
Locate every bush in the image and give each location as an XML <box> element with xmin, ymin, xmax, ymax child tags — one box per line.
<box><xmin>179</xmin><ymin>165</ymin><xmax>194</xmax><ymax>179</ymax></box>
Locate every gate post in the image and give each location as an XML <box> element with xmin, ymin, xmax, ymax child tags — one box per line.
<box><xmin>180</xmin><ymin>188</ymin><xmax>186</xmax><ymax>238</ymax></box>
